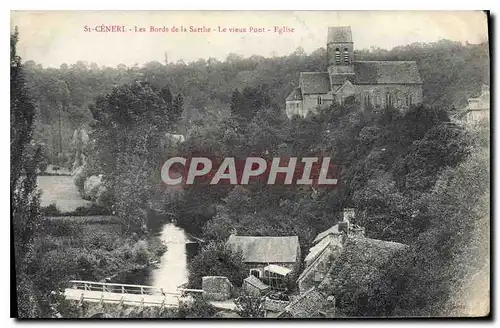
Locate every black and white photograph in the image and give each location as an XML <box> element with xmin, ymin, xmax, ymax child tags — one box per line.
<box><xmin>10</xmin><ymin>10</ymin><xmax>490</xmax><ymax>319</ymax></box>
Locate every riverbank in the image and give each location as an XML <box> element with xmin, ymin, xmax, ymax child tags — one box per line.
<box><xmin>32</xmin><ymin>217</ymin><xmax>168</xmax><ymax>310</ymax></box>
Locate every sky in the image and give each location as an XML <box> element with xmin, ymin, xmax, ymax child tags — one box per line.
<box><xmin>11</xmin><ymin>11</ymin><xmax>489</xmax><ymax>68</ymax></box>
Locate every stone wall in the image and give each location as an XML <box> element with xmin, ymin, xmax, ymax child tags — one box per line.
<box><xmin>302</xmin><ymin>94</ymin><xmax>334</xmax><ymax>116</ymax></box>
<box><xmin>352</xmin><ymin>84</ymin><xmax>423</xmax><ymax>112</ymax></box>
<box><xmin>202</xmin><ymin>276</ymin><xmax>232</xmax><ymax>301</ymax></box>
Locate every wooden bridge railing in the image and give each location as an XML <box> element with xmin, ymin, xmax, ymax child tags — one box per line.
<box><xmin>68</xmin><ymin>280</ymin><xmax>204</xmax><ymax>296</ymax></box>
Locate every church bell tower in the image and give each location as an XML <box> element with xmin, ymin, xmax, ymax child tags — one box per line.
<box><xmin>327</xmin><ymin>26</ymin><xmax>355</xmax><ymax>76</ymax></box>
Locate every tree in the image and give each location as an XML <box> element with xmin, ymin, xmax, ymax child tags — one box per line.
<box><xmin>187</xmin><ymin>241</ymin><xmax>246</xmax><ymax>288</ymax></box>
<box><xmin>89</xmin><ymin>82</ymin><xmax>173</xmax><ymax>234</ymax></box>
<box><xmin>11</xmin><ymin>27</ymin><xmax>43</xmax><ymax>318</ymax></box>
<box><xmin>171</xmin><ymin>93</ymin><xmax>184</xmax><ymax>124</ymax></box>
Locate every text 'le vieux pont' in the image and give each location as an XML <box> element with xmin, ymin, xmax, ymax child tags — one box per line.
<box><xmin>83</xmin><ymin>25</ymin><xmax>295</xmax><ymax>34</ymax></box>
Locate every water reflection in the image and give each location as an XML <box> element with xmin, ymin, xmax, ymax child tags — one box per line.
<box><xmin>114</xmin><ymin>223</ymin><xmax>197</xmax><ymax>291</ymax></box>
<box><xmin>150</xmin><ymin>223</ymin><xmax>189</xmax><ymax>292</ymax></box>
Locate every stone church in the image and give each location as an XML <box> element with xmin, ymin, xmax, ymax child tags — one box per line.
<box><xmin>285</xmin><ymin>26</ymin><xmax>423</xmax><ymax>118</ymax></box>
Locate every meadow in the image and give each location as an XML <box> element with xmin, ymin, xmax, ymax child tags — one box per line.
<box><xmin>37</xmin><ymin>175</ymin><xmax>91</xmax><ymax>212</ymax></box>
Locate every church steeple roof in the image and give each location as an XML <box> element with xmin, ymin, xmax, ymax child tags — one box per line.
<box><xmin>327</xmin><ymin>26</ymin><xmax>353</xmax><ymax>43</ymax></box>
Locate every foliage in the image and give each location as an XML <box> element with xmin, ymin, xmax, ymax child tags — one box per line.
<box><xmin>11</xmin><ymin>27</ymin><xmax>44</xmax><ymax>318</ymax></box>
<box><xmin>16</xmin><ymin>32</ymin><xmax>488</xmax><ymax>318</ymax></box>
<box><xmin>24</xmin><ymin>40</ymin><xmax>488</xmax><ymax>165</ymax></box>
<box><xmin>328</xmin><ymin>124</ymin><xmax>489</xmax><ymax>317</ymax></box>
<box><xmin>177</xmin><ymin>295</ymin><xmax>217</xmax><ymax>318</ymax></box>
<box><xmin>234</xmin><ymin>293</ymin><xmax>266</xmax><ymax>318</ymax></box>
<box><xmin>187</xmin><ymin>241</ymin><xmax>246</xmax><ymax>288</ymax></box>
<box><xmin>89</xmin><ymin>81</ymin><xmax>180</xmax><ymax>234</ymax></box>
<box><xmin>28</xmin><ymin>219</ymin><xmax>167</xmax><ymax>303</ymax></box>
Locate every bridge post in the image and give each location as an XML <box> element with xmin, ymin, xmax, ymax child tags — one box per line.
<box><xmin>140</xmin><ymin>287</ymin><xmax>144</xmax><ymax>295</ymax></box>
<box><xmin>122</xmin><ymin>286</ymin><xmax>125</xmax><ymax>294</ymax></box>
<box><xmin>160</xmin><ymin>299</ymin><xmax>165</xmax><ymax>311</ymax></box>
<box><xmin>78</xmin><ymin>293</ymin><xmax>84</xmax><ymax>307</ymax></box>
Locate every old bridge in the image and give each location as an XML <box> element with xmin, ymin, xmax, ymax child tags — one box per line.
<box><xmin>64</xmin><ymin>280</ymin><xmax>236</xmax><ymax>311</ymax></box>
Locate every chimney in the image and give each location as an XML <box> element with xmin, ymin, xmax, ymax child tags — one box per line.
<box><xmin>340</xmin><ymin>208</ymin><xmax>365</xmax><ymax>239</ymax></box>
<box><xmin>325</xmin><ymin>295</ymin><xmax>336</xmax><ymax>318</ymax></box>
<box><xmin>350</xmin><ymin>226</ymin><xmax>365</xmax><ymax>239</ymax></box>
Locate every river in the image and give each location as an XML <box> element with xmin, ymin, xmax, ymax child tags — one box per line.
<box><xmin>114</xmin><ymin>222</ymin><xmax>197</xmax><ymax>291</ymax></box>
<box><xmin>150</xmin><ymin>223</ymin><xmax>190</xmax><ymax>291</ymax></box>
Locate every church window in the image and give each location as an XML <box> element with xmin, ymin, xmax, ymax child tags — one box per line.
<box><xmin>335</xmin><ymin>48</ymin><xmax>341</xmax><ymax>64</ymax></box>
<box><xmin>343</xmin><ymin>48</ymin><xmax>349</xmax><ymax>63</ymax></box>
<box><xmin>407</xmin><ymin>95</ymin><xmax>413</xmax><ymax>106</ymax></box>
<box><xmin>317</xmin><ymin>96</ymin><xmax>322</xmax><ymax>105</ymax></box>
<box><xmin>364</xmin><ymin>94</ymin><xmax>371</xmax><ymax>109</ymax></box>
<box><xmin>385</xmin><ymin>93</ymin><xmax>393</xmax><ymax>107</ymax></box>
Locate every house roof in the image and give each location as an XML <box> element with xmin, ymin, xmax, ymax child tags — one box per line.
<box><xmin>298</xmin><ymin>61</ymin><xmax>422</xmax><ymax>95</ymax></box>
<box><xmin>318</xmin><ymin>237</ymin><xmax>407</xmax><ymax>295</ymax></box>
<box><xmin>298</xmin><ymin>242</ymin><xmax>332</xmax><ymax>283</ymax></box>
<box><xmin>330</xmin><ymin>61</ymin><xmax>422</xmax><ymax>86</ymax></box>
<box><xmin>283</xmin><ymin>287</ymin><xmax>329</xmax><ymax>318</ymax></box>
<box><xmin>305</xmin><ymin>234</ymin><xmax>336</xmax><ymax>263</ymax></box>
<box><xmin>264</xmin><ymin>264</ymin><xmax>292</xmax><ymax>276</ymax></box>
<box><xmin>313</xmin><ymin>224</ymin><xmax>340</xmax><ymax>245</ymax></box>
<box><xmin>300</xmin><ymin>72</ymin><xmax>331</xmax><ymax>95</ymax></box>
<box><xmin>327</xmin><ymin>26</ymin><xmax>353</xmax><ymax>43</ymax></box>
<box><xmin>244</xmin><ymin>275</ymin><xmax>270</xmax><ymax>290</ymax></box>
<box><xmin>227</xmin><ymin>235</ymin><xmax>300</xmax><ymax>263</ymax></box>
<box><xmin>285</xmin><ymin>87</ymin><xmax>303</xmax><ymax>101</ymax></box>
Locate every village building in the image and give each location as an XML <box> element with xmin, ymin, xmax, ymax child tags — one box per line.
<box><xmin>297</xmin><ymin>208</ymin><xmax>406</xmax><ymax>295</ymax></box>
<box><xmin>226</xmin><ymin>235</ymin><xmax>301</xmax><ymax>290</ymax></box>
<box><xmin>243</xmin><ymin>275</ymin><xmax>271</xmax><ymax>297</ymax></box>
<box><xmin>285</xmin><ymin>26</ymin><xmax>423</xmax><ymax>118</ymax></box>
<box><xmin>462</xmin><ymin>84</ymin><xmax>490</xmax><ymax>124</ymax></box>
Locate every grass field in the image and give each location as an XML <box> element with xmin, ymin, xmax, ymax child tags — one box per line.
<box><xmin>37</xmin><ymin>175</ymin><xmax>91</xmax><ymax>212</ymax></box>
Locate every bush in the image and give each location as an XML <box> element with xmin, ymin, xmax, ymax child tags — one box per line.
<box><xmin>235</xmin><ymin>293</ymin><xmax>266</xmax><ymax>318</ymax></box>
<box><xmin>41</xmin><ymin>204</ymin><xmax>111</xmax><ymax>217</ymax></box>
<box><xmin>41</xmin><ymin>203</ymin><xmax>61</xmax><ymax>216</ymax></box>
<box><xmin>177</xmin><ymin>295</ymin><xmax>217</xmax><ymax>318</ymax></box>
<box><xmin>73</xmin><ymin>166</ymin><xmax>87</xmax><ymax>194</ymax></box>
<box><xmin>38</xmin><ymin>161</ymin><xmax>48</xmax><ymax>173</ymax></box>
<box><xmin>132</xmin><ymin>240</ymin><xmax>150</xmax><ymax>265</ymax></box>
<box><xmin>83</xmin><ymin>175</ymin><xmax>102</xmax><ymax>201</ymax></box>
<box><xmin>42</xmin><ymin>220</ymin><xmax>76</xmax><ymax>237</ymax></box>
<box><xmin>70</xmin><ymin>204</ymin><xmax>110</xmax><ymax>216</ymax></box>
<box><xmin>188</xmin><ymin>241</ymin><xmax>246</xmax><ymax>288</ymax></box>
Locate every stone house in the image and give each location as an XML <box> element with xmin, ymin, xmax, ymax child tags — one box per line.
<box><xmin>297</xmin><ymin>208</ymin><xmax>406</xmax><ymax>294</ymax></box>
<box><xmin>285</xmin><ymin>26</ymin><xmax>423</xmax><ymax>118</ymax></box>
<box><xmin>463</xmin><ymin>84</ymin><xmax>490</xmax><ymax>124</ymax></box>
<box><xmin>226</xmin><ymin>235</ymin><xmax>301</xmax><ymax>285</ymax></box>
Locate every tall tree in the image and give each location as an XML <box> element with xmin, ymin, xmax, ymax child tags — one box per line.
<box><xmin>171</xmin><ymin>93</ymin><xmax>184</xmax><ymax>124</ymax></box>
<box><xmin>11</xmin><ymin>27</ymin><xmax>43</xmax><ymax>318</ymax></box>
<box><xmin>90</xmin><ymin>82</ymin><xmax>172</xmax><ymax>233</ymax></box>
